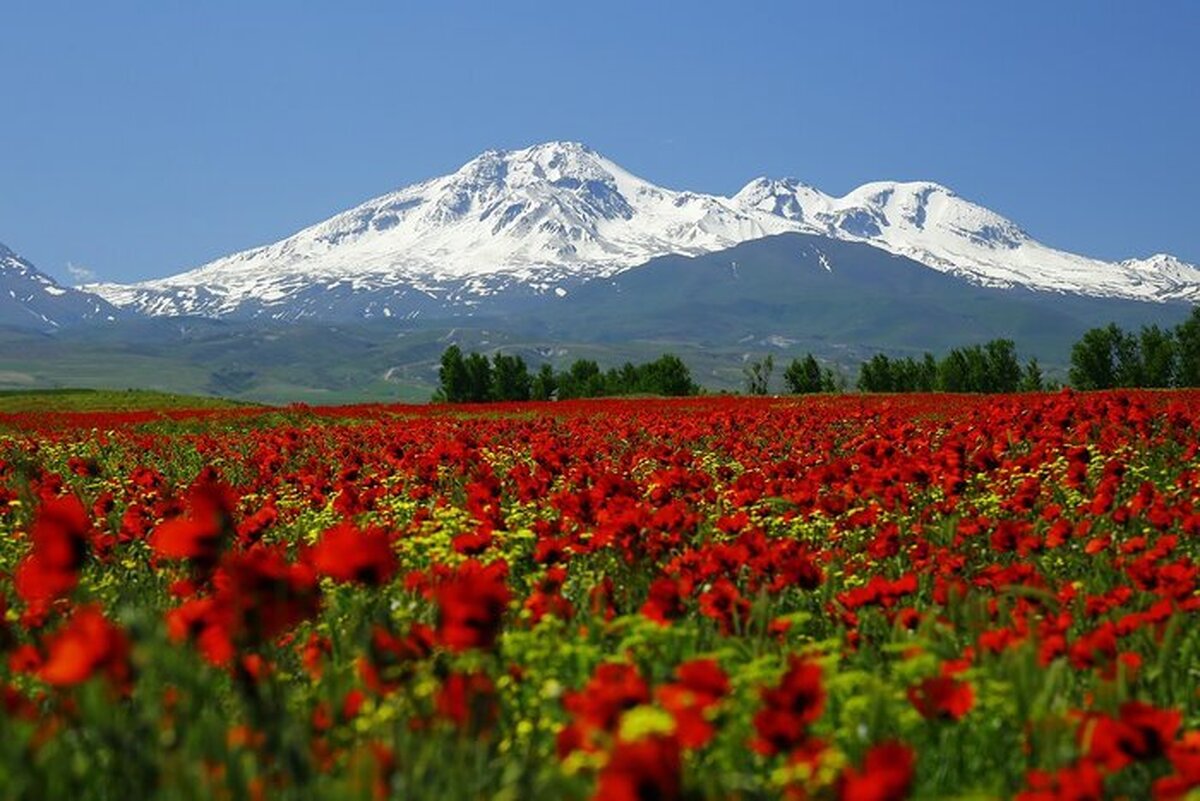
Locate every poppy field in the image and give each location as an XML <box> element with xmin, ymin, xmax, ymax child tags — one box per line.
<box><xmin>1</xmin><ymin>391</ymin><xmax>1199</xmax><ymax>800</ymax></box>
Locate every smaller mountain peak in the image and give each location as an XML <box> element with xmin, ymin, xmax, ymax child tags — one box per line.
<box><xmin>1121</xmin><ymin>253</ymin><xmax>1196</xmax><ymax>271</ymax></box>
<box><xmin>733</xmin><ymin>176</ymin><xmax>822</xmax><ymax>203</ymax></box>
<box><xmin>0</xmin><ymin>241</ymin><xmax>14</xmax><ymax>259</ymax></box>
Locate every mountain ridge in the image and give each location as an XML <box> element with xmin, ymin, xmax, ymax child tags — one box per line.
<box><xmin>0</xmin><ymin>242</ymin><xmax>120</xmax><ymax>329</ymax></box>
<box><xmin>78</xmin><ymin>140</ymin><xmax>1200</xmax><ymax>321</ymax></box>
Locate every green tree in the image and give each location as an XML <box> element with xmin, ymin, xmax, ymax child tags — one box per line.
<box><xmin>1019</xmin><ymin>358</ymin><xmax>1045</xmax><ymax>392</ymax></box>
<box><xmin>531</xmin><ymin>363</ymin><xmax>557</xmax><ymax>401</ymax></box>
<box><xmin>435</xmin><ymin>345</ymin><xmax>470</xmax><ymax>402</ymax></box>
<box><xmin>783</xmin><ymin>354</ymin><xmax>825</xmax><ymax>394</ymax></box>
<box><xmin>858</xmin><ymin>354</ymin><xmax>895</xmax><ymax>393</ymax></box>
<box><xmin>491</xmin><ymin>352</ymin><xmax>532</xmax><ymax>401</ymax></box>
<box><xmin>984</xmin><ymin>339</ymin><xmax>1022</xmax><ymax>392</ymax></box>
<box><xmin>1139</xmin><ymin>325</ymin><xmax>1177</xmax><ymax>388</ymax></box>
<box><xmin>558</xmin><ymin>359</ymin><xmax>604</xmax><ymax>399</ymax></box>
<box><xmin>744</xmin><ymin>354</ymin><xmax>774</xmax><ymax>395</ymax></box>
<box><xmin>1175</xmin><ymin>307</ymin><xmax>1200</xmax><ymax>387</ymax></box>
<box><xmin>1113</xmin><ymin>327</ymin><xmax>1144</xmax><ymax>387</ymax></box>
<box><xmin>938</xmin><ymin>350</ymin><xmax>970</xmax><ymax>393</ymax></box>
<box><xmin>642</xmin><ymin>354</ymin><xmax>698</xmax><ymax>396</ymax></box>
<box><xmin>1069</xmin><ymin>324</ymin><xmax>1122</xmax><ymax>389</ymax></box>
<box><xmin>463</xmin><ymin>352</ymin><xmax>494</xmax><ymax>402</ymax></box>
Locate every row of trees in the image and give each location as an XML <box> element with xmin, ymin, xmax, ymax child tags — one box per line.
<box><xmin>435</xmin><ymin>346</ymin><xmax>698</xmax><ymax>402</ymax></box>
<box><xmin>437</xmin><ymin>307</ymin><xmax>1199</xmax><ymax>401</ymax></box>
<box><xmin>743</xmin><ymin>354</ymin><xmax>842</xmax><ymax>395</ymax></box>
<box><xmin>1068</xmin><ymin>309</ymin><xmax>1200</xmax><ymax>389</ymax></box>
<box><xmin>745</xmin><ymin>340</ymin><xmax>1042</xmax><ymax>395</ymax></box>
<box><xmin>856</xmin><ymin>339</ymin><xmax>1045</xmax><ymax>393</ymax></box>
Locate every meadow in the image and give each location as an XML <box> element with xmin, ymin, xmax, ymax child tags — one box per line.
<box><xmin>0</xmin><ymin>391</ymin><xmax>1198</xmax><ymax>800</ymax></box>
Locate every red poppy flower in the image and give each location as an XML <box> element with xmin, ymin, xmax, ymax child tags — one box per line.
<box><xmin>641</xmin><ymin>576</ymin><xmax>692</xmax><ymax>625</ymax></box>
<box><xmin>655</xmin><ymin>659</ymin><xmax>729</xmax><ymax>749</ymax></box>
<box><xmin>310</xmin><ymin>522</ymin><xmax>397</xmax><ymax>585</ymax></box>
<box><xmin>594</xmin><ymin>735</ymin><xmax>681</xmax><ymax>801</ymax></box>
<box><xmin>559</xmin><ymin>663</ymin><xmax>651</xmax><ymax>758</ymax></box>
<box><xmin>753</xmin><ymin>656</ymin><xmax>826</xmax><ymax>756</ymax></box>
<box><xmin>839</xmin><ymin>740</ymin><xmax>914</xmax><ymax>801</ymax></box>
<box><xmin>1085</xmin><ymin>701</ymin><xmax>1181</xmax><ymax>771</ymax></box>
<box><xmin>39</xmin><ymin>605</ymin><xmax>131</xmax><ymax>690</ymax></box>
<box><xmin>435</xmin><ymin>671</ymin><xmax>498</xmax><ymax>733</ymax></box>
<box><xmin>1017</xmin><ymin>760</ymin><xmax>1104</xmax><ymax>801</ymax></box>
<box><xmin>435</xmin><ymin>559</ymin><xmax>510</xmax><ymax>652</ymax></box>
<box><xmin>907</xmin><ymin>676</ymin><xmax>974</xmax><ymax>721</ymax></box>
<box><xmin>150</xmin><ymin>473</ymin><xmax>237</xmax><ymax>564</ymax></box>
<box><xmin>14</xmin><ymin>494</ymin><xmax>91</xmax><ymax>605</ymax></box>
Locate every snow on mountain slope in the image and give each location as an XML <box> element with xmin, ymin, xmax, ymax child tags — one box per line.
<box><xmin>0</xmin><ymin>242</ymin><xmax>119</xmax><ymax>329</ymax></box>
<box><xmin>733</xmin><ymin>178</ymin><xmax>1200</xmax><ymax>302</ymax></box>
<box><xmin>86</xmin><ymin>142</ymin><xmax>1200</xmax><ymax>320</ymax></box>
<box><xmin>88</xmin><ymin>142</ymin><xmax>798</xmax><ymax>319</ymax></box>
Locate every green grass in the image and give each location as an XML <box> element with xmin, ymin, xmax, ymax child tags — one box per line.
<box><xmin>0</xmin><ymin>388</ymin><xmax>254</xmax><ymax>413</ymax></box>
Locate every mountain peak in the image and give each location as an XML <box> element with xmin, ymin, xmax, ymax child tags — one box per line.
<box><xmin>0</xmin><ymin>239</ymin><xmax>119</xmax><ymax>328</ymax></box>
<box><xmin>82</xmin><ymin>144</ymin><xmax>1200</xmax><ymax>320</ymax></box>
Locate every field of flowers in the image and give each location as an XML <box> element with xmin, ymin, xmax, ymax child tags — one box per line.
<box><xmin>1</xmin><ymin>391</ymin><xmax>1199</xmax><ymax>800</ymax></box>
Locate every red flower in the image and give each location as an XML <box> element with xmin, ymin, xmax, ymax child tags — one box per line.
<box><xmin>655</xmin><ymin>659</ymin><xmax>730</xmax><ymax>749</ymax></box>
<box><xmin>166</xmin><ymin>546</ymin><xmax>319</xmax><ymax>666</ymax></box>
<box><xmin>641</xmin><ymin>577</ymin><xmax>687</xmax><ymax>625</ymax></box>
<box><xmin>907</xmin><ymin>676</ymin><xmax>974</xmax><ymax>721</ymax></box>
<box><xmin>559</xmin><ymin>663</ymin><xmax>651</xmax><ymax>757</ymax></box>
<box><xmin>1017</xmin><ymin>760</ymin><xmax>1104</xmax><ymax>801</ymax></box>
<box><xmin>753</xmin><ymin>656</ymin><xmax>825</xmax><ymax>756</ymax></box>
<box><xmin>435</xmin><ymin>671</ymin><xmax>498</xmax><ymax>733</ymax></box>
<box><xmin>698</xmin><ymin>578</ymin><xmax>750</xmax><ymax>635</ymax></box>
<box><xmin>1154</xmin><ymin>731</ymin><xmax>1200</xmax><ymax>800</ymax></box>
<box><xmin>1085</xmin><ymin>701</ymin><xmax>1181</xmax><ymax>772</ymax></box>
<box><xmin>310</xmin><ymin>522</ymin><xmax>397</xmax><ymax>585</ymax></box>
<box><xmin>14</xmin><ymin>494</ymin><xmax>91</xmax><ymax>605</ymax></box>
<box><xmin>39</xmin><ymin>605</ymin><xmax>131</xmax><ymax>690</ymax></box>
<box><xmin>150</xmin><ymin>473</ymin><xmax>237</xmax><ymax>565</ymax></box>
<box><xmin>594</xmin><ymin>735</ymin><xmax>681</xmax><ymax>801</ymax></box>
<box><xmin>435</xmin><ymin>559</ymin><xmax>510</xmax><ymax>652</ymax></box>
<box><xmin>839</xmin><ymin>740</ymin><xmax>914</xmax><ymax>801</ymax></box>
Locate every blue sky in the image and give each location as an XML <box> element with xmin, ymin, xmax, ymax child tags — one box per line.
<box><xmin>2</xmin><ymin>1</ymin><xmax>1197</xmax><ymax>283</ymax></box>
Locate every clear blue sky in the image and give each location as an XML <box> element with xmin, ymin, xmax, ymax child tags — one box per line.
<box><xmin>2</xmin><ymin>1</ymin><xmax>1198</xmax><ymax>284</ymax></box>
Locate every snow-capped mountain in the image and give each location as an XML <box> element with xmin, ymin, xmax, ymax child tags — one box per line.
<box><xmin>88</xmin><ymin>142</ymin><xmax>797</xmax><ymax>319</ymax></box>
<box><xmin>0</xmin><ymin>242</ymin><xmax>119</xmax><ymax>329</ymax></box>
<box><xmin>732</xmin><ymin>178</ymin><xmax>1200</xmax><ymax>303</ymax></box>
<box><xmin>86</xmin><ymin>141</ymin><xmax>1200</xmax><ymax>320</ymax></box>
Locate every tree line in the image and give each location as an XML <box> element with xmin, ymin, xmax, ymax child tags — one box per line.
<box><xmin>434</xmin><ymin>346</ymin><xmax>698</xmax><ymax>402</ymax></box>
<box><xmin>435</xmin><ymin>306</ymin><xmax>1199</xmax><ymax>401</ymax></box>
<box><xmin>743</xmin><ymin>340</ymin><xmax>1041</xmax><ymax>394</ymax></box>
<box><xmin>1068</xmin><ymin>307</ymin><xmax>1200</xmax><ymax>389</ymax></box>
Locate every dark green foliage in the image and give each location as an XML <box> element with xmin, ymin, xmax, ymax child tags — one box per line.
<box><xmin>858</xmin><ymin>353</ymin><xmax>937</xmax><ymax>392</ymax></box>
<box><xmin>436</xmin><ymin>345</ymin><xmax>471</xmax><ymax>402</ymax></box>
<box><xmin>1020</xmin><ymin>358</ymin><xmax>1045</xmax><ymax>392</ymax></box>
<box><xmin>556</xmin><ymin>359</ymin><xmax>605</xmax><ymax>400</ymax></box>
<box><xmin>435</xmin><ymin>348</ymin><xmax>698</xmax><ymax>402</ymax></box>
<box><xmin>1069</xmin><ymin>310</ymin><xmax>1200</xmax><ymax>389</ymax></box>
<box><xmin>434</xmin><ymin>346</ymin><xmax>497</xmax><ymax>402</ymax></box>
<box><xmin>1139</xmin><ymin>325</ymin><xmax>1177</xmax><ymax>388</ymax></box>
<box><xmin>744</xmin><ymin>355</ymin><xmax>774</xmax><ymax>395</ymax></box>
<box><xmin>859</xmin><ymin>339</ymin><xmax>1024</xmax><ymax>393</ymax></box>
<box><xmin>783</xmin><ymin>354</ymin><xmax>838</xmax><ymax>394</ymax></box>
<box><xmin>1176</xmin><ymin>307</ymin><xmax>1200</xmax><ymax>387</ymax></box>
<box><xmin>463</xmin><ymin>352</ymin><xmax>494</xmax><ymax>402</ymax></box>
<box><xmin>531</xmin><ymin>363</ymin><xmax>557</xmax><ymax>401</ymax></box>
<box><xmin>633</xmin><ymin>354</ymin><xmax>699</xmax><ymax>397</ymax></box>
<box><xmin>1070</xmin><ymin>324</ymin><xmax>1122</xmax><ymax>390</ymax></box>
<box><xmin>492</xmin><ymin>352</ymin><xmax>532</xmax><ymax>401</ymax></box>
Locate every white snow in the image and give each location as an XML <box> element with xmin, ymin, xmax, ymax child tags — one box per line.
<box><xmin>733</xmin><ymin>178</ymin><xmax>1200</xmax><ymax>302</ymax></box>
<box><xmin>82</xmin><ymin>142</ymin><xmax>1200</xmax><ymax>317</ymax></box>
